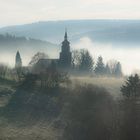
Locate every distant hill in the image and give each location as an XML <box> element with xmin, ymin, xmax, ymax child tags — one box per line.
<box><xmin>0</xmin><ymin>34</ymin><xmax>59</xmax><ymax>66</ymax></box>
<box><xmin>0</xmin><ymin>20</ymin><xmax>140</xmax><ymax>71</ymax></box>
<box><xmin>0</xmin><ymin>33</ymin><xmax>56</xmax><ymax>48</ymax></box>
<box><xmin>0</xmin><ymin>20</ymin><xmax>140</xmax><ymax>45</ymax></box>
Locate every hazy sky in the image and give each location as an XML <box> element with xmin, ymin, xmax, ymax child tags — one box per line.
<box><xmin>0</xmin><ymin>0</ymin><xmax>140</xmax><ymax>26</ymax></box>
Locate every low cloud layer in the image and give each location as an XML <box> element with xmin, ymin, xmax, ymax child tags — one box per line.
<box><xmin>72</xmin><ymin>37</ymin><xmax>140</xmax><ymax>75</ymax></box>
<box><xmin>0</xmin><ymin>46</ymin><xmax>59</xmax><ymax>68</ymax></box>
<box><xmin>0</xmin><ymin>36</ymin><xmax>139</xmax><ymax>75</ymax></box>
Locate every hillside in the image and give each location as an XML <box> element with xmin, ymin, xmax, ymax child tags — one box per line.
<box><xmin>0</xmin><ymin>20</ymin><xmax>140</xmax><ymax>45</ymax></box>
<box><xmin>0</xmin><ymin>33</ymin><xmax>57</xmax><ymax>49</ymax></box>
<box><xmin>0</xmin><ymin>76</ymin><xmax>122</xmax><ymax>140</ymax></box>
<box><xmin>0</xmin><ymin>34</ymin><xmax>59</xmax><ymax>66</ymax></box>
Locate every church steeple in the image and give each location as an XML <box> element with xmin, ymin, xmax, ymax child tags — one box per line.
<box><xmin>62</xmin><ymin>29</ymin><xmax>70</xmax><ymax>47</ymax></box>
<box><xmin>59</xmin><ymin>29</ymin><xmax>72</xmax><ymax>68</ymax></box>
<box><xmin>64</xmin><ymin>28</ymin><xmax>68</xmax><ymax>40</ymax></box>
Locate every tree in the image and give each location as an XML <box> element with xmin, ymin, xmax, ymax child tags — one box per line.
<box><xmin>15</xmin><ymin>51</ymin><xmax>23</xmax><ymax>81</ymax></box>
<box><xmin>71</xmin><ymin>49</ymin><xmax>94</xmax><ymax>73</ymax></box>
<box><xmin>71</xmin><ymin>50</ymin><xmax>81</xmax><ymax>69</ymax></box>
<box><xmin>0</xmin><ymin>63</ymin><xmax>9</xmax><ymax>78</ymax></box>
<box><xmin>114</xmin><ymin>62</ymin><xmax>123</xmax><ymax>77</ymax></box>
<box><xmin>107</xmin><ymin>60</ymin><xmax>117</xmax><ymax>75</ymax></box>
<box><xmin>95</xmin><ymin>56</ymin><xmax>105</xmax><ymax>75</ymax></box>
<box><xmin>107</xmin><ymin>60</ymin><xmax>123</xmax><ymax>77</ymax></box>
<box><xmin>105</xmin><ymin>64</ymin><xmax>111</xmax><ymax>76</ymax></box>
<box><xmin>121</xmin><ymin>74</ymin><xmax>140</xmax><ymax>98</ymax></box>
<box><xmin>15</xmin><ymin>51</ymin><xmax>22</xmax><ymax>68</ymax></box>
<box><xmin>120</xmin><ymin>74</ymin><xmax>140</xmax><ymax>140</ymax></box>
<box><xmin>79</xmin><ymin>49</ymin><xmax>94</xmax><ymax>72</ymax></box>
<box><xmin>39</xmin><ymin>70</ymin><xmax>69</xmax><ymax>88</ymax></box>
<box><xmin>63</xmin><ymin>84</ymin><xmax>116</xmax><ymax>140</ymax></box>
<box><xmin>29</xmin><ymin>52</ymin><xmax>48</xmax><ymax>66</ymax></box>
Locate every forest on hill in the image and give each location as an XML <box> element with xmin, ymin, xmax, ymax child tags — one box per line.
<box><xmin>0</xmin><ymin>33</ymin><xmax>55</xmax><ymax>47</ymax></box>
<box><xmin>0</xmin><ymin>34</ymin><xmax>58</xmax><ymax>66</ymax></box>
<box><xmin>1</xmin><ymin>20</ymin><xmax>140</xmax><ymax>44</ymax></box>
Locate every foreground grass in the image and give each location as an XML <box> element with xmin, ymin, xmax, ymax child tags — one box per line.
<box><xmin>0</xmin><ymin>78</ymin><xmax>16</xmax><ymax>107</ymax></box>
<box><xmin>0</xmin><ymin>76</ymin><xmax>124</xmax><ymax>140</ymax></box>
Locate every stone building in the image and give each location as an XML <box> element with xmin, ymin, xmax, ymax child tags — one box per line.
<box><xmin>59</xmin><ymin>30</ymin><xmax>72</xmax><ymax>68</ymax></box>
<box><xmin>35</xmin><ymin>30</ymin><xmax>72</xmax><ymax>72</ymax></box>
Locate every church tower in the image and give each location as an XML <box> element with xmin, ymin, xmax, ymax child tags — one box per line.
<box><xmin>59</xmin><ymin>30</ymin><xmax>72</xmax><ymax>68</ymax></box>
<box><xmin>15</xmin><ymin>51</ymin><xmax>22</xmax><ymax>68</ymax></box>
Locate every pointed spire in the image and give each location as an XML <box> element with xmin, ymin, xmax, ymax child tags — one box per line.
<box><xmin>16</xmin><ymin>50</ymin><xmax>20</xmax><ymax>56</ymax></box>
<box><xmin>64</xmin><ymin>28</ymin><xmax>68</xmax><ymax>40</ymax></box>
<box><xmin>15</xmin><ymin>50</ymin><xmax>22</xmax><ymax>68</ymax></box>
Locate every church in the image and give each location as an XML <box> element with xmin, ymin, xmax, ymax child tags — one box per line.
<box><xmin>32</xmin><ymin>30</ymin><xmax>72</xmax><ymax>72</ymax></box>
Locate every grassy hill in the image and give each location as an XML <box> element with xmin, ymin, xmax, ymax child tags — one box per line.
<box><xmin>0</xmin><ymin>75</ymin><xmax>129</xmax><ymax>140</ymax></box>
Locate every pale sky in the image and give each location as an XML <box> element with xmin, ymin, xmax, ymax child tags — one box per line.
<box><xmin>0</xmin><ymin>0</ymin><xmax>140</xmax><ymax>27</ymax></box>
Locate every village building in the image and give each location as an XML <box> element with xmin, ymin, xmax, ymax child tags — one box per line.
<box><xmin>34</xmin><ymin>30</ymin><xmax>72</xmax><ymax>72</ymax></box>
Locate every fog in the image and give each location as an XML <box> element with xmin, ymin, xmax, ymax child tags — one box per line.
<box><xmin>72</xmin><ymin>37</ymin><xmax>140</xmax><ymax>75</ymax></box>
<box><xmin>0</xmin><ymin>36</ymin><xmax>139</xmax><ymax>75</ymax></box>
<box><xmin>0</xmin><ymin>46</ymin><xmax>59</xmax><ymax>68</ymax></box>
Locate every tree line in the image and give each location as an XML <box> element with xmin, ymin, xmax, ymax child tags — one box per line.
<box><xmin>0</xmin><ymin>33</ymin><xmax>48</xmax><ymax>45</ymax></box>
<box><xmin>0</xmin><ymin>48</ymin><xmax>123</xmax><ymax>82</ymax></box>
<box><xmin>72</xmin><ymin>49</ymin><xmax>123</xmax><ymax>77</ymax></box>
<box><xmin>28</xmin><ymin>50</ymin><xmax>123</xmax><ymax>77</ymax></box>
<box><xmin>1</xmin><ymin>51</ymin><xmax>140</xmax><ymax>140</ymax></box>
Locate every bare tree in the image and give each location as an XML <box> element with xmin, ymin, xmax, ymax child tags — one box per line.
<box><xmin>107</xmin><ymin>60</ymin><xmax>123</xmax><ymax>77</ymax></box>
<box><xmin>0</xmin><ymin>63</ymin><xmax>9</xmax><ymax>78</ymax></box>
<box><xmin>71</xmin><ymin>50</ymin><xmax>81</xmax><ymax>69</ymax></box>
<box><xmin>39</xmin><ymin>67</ymin><xmax>70</xmax><ymax>88</ymax></box>
<box><xmin>72</xmin><ymin>49</ymin><xmax>94</xmax><ymax>73</ymax></box>
<box><xmin>29</xmin><ymin>52</ymin><xmax>49</xmax><ymax>67</ymax></box>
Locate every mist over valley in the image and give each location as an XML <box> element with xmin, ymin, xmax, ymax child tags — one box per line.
<box><xmin>0</xmin><ymin>20</ymin><xmax>140</xmax><ymax>74</ymax></box>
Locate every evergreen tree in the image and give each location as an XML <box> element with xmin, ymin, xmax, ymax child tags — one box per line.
<box><xmin>15</xmin><ymin>51</ymin><xmax>22</xmax><ymax>81</ymax></box>
<box><xmin>15</xmin><ymin>51</ymin><xmax>22</xmax><ymax>68</ymax></box>
<box><xmin>79</xmin><ymin>49</ymin><xmax>94</xmax><ymax>72</ymax></box>
<box><xmin>121</xmin><ymin>74</ymin><xmax>140</xmax><ymax>140</ymax></box>
<box><xmin>95</xmin><ymin>56</ymin><xmax>105</xmax><ymax>75</ymax></box>
<box><xmin>114</xmin><ymin>62</ymin><xmax>123</xmax><ymax>77</ymax></box>
<box><xmin>121</xmin><ymin>74</ymin><xmax>140</xmax><ymax>98</ymax></box>
<box><xmin>105</xmin><ymin>63</ymin><xmax>111</xmax><ymax>76</ymax></box>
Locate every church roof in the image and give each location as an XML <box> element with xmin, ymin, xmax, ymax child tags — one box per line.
<box><xmin>37</xmin><ymin>59</ymin><xmax>59</xmax><ymax>66</ymax></box>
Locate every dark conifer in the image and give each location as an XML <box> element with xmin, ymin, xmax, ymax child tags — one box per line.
<box><xmin>95</xmin><ymin>56</ymin><xmax>105</xmax><ymax>75</ymax></box>
<box><xmin>15</xmin><ymin>51</ymin><xmax>22</xmax><ymax>68</ymax></box>
<box><xmin>79</xmin><ymin>49</ymin><xmax>94</xmax><ymax>72</ymax></box>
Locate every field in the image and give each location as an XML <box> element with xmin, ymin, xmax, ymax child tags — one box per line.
<box><xmin>0</xmin><ymin>76</ymin><xmax>125</xmax><ymax>140</ymax></box>
<box><xmin>71</xmin><ymin>76</ymin><xmax>124</xmax><ymax>99</ymax></box>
